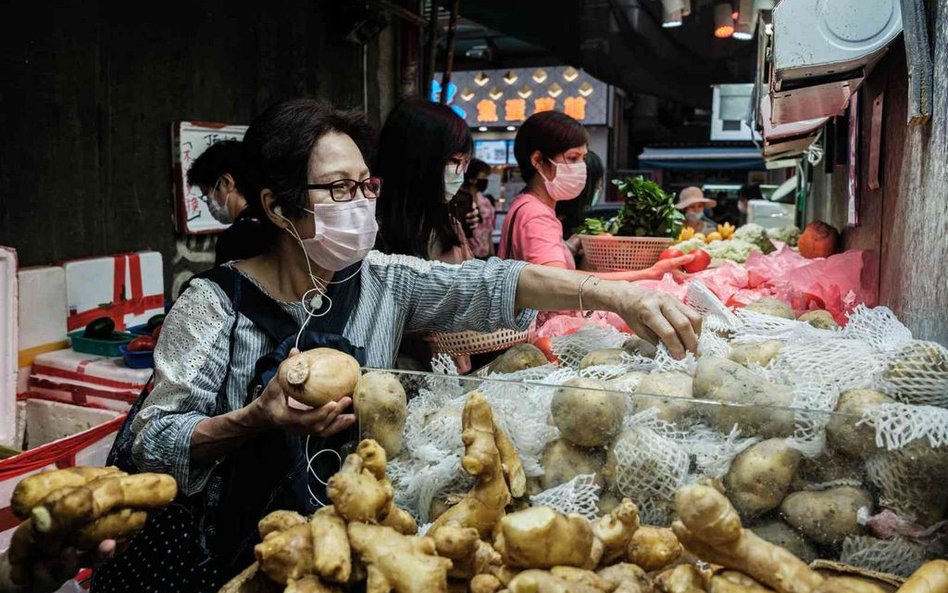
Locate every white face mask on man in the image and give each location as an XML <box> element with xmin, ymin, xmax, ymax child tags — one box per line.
<box><xmin>205</xmin><ymin>180</ymin><xmax>234</xmax><ymax>224</ymax></box>
<box><xmin>540</xmin><ymin>159</ymin><xmax>587</xmax><ymax>201</ymax></box>
<box><xmin>443</xmin><ymin>165</ymin><xmax>465</xmax><ymax>202</ymax></box>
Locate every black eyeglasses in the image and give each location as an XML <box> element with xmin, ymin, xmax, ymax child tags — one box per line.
<box><xmin>447</xmin><ymin>157</ymin><xmax>470</xmax><ymax>175</ymax></box>
<box><xmin>304</xmin><ymin>177</ymin><xmax>383</xmax><ymax>202</ymax></box>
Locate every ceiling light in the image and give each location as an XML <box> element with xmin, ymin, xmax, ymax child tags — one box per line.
<box><xmin>532</xmin><ymin>68</ymin><xmax>548</xmax><ymax>83</ymax></box>
<box><xmin>489</xmin><ymin>86</ymin><xmax>503</xmax><ymax>100</ymax></box>
<box><xmin>478</xmin><ymin>126</ymin><xmax>488</xmax><ymax>132</ymax></box>
<box><xmin>503</xmin><ymin>70</ymin><xmax>518</xmax><ymax>85</ymax></box>
<box><xmin>517</xmin><ymin>85</ymin><xmax>533</xmax><ymax>99</ymax></box>
<box><xmin>714</xmin><ymin>3</ymin><xmax>735</xmax><ymax>38</ymax></box>
<box><xmin>474</xmin><ymin>72</ymin><xmax>489</xmax><ymax>86</ymax></box>
<box><xmin>506</xmin><ymin>126</ymin><xmax>516</xmax><ymax>131</ymax></box>
<box><xmin>459</xmin><ymin>87</ymin><xmax>475</xmax><ymax>101</ymax></box>
<box><xmin>661</xmin><ymin>0</ymin><xmax>684</xmax><ymax>27</ymax></box>
<box><xmin>578</xmin><ymin>82</ymin><xmax>594</xmax><ymax>97</ymax></box>
<box><xmin>562</xmin><ymin>66</ymin><xmax>579</xmax><ymax>82</ymax></box>
<box><xmin>547</xmin><ymin>83</ymin><xmax>563</xmax><ymax>98</ymax></box>
<box><xmin>733</xmin><ymin>22</ymin><xmax>754</xmax><ymax>40</ymax></box>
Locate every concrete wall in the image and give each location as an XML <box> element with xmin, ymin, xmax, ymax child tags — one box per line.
<box><xmin>844</xmin><ymin>4</ymin><xmax>948</xmax><ymax>344</ymax></box>
<box><xmin>0</xmin><ymin>1</ymin><xmax>394</xmax><ymax>297</ymax></box>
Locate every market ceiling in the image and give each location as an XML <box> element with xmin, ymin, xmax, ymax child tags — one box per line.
<box><xmin>443</xmin><ymin>0</ymin><xmax>758</xmax><ymax>109</ymax></box>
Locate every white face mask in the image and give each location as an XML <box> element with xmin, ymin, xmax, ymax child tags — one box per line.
<box><xmin>686</xmin><ymin>210</ymin><xmax>703</xmax><ymax>222</ymax></box>
<box><xmin>205</xmin><ymin>180</ymin><xmax>234</xmax><ymax>224</ymax></box>
<box><xmin>540</xmin><ymin>159</ymin><xmax>587</xmax><ymax>201</ymax></box>
<box><xmin>443</xmin><ymin>165</ymin><xmax>464</xmax><ymax>202</ymax></box>
<box><xmin>292</xmin><ymin>199</ymin><xmax>379</xmax><ymax>271</ymax></box>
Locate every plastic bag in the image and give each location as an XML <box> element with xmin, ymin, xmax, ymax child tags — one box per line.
<box><xmin>770</xmin><ymin>250</ymin><xmax>866</xmax><ymax>324</ymax></box>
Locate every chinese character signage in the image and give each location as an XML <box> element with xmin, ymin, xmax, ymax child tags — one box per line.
<box><xmin>433</xmin><ymin>66</ymin><xmax>609</xmax><ymax>127</ymax></box>
<box><xmin>171</xmin><ymin>121</ymin><xmax>248</xmax><ymax>234</ymax></box>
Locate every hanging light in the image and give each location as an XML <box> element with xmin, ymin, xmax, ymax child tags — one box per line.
<box><xmin>732</xmin><ymin>0</ymin><xmax>755</xmax><ymax>39</ymax></box>
<box><xmin>732</xmin><ymin>21</ymin><xmax>754</xmax><ymax>39</ymax></box>
<box><xmin>714</xmin><ymin>2</ymin><xmax>735</xmax><ymax>38</ymax></box>
<box><xmin>661</xmin><ymin>0</ymin><xmax>684</xmax><ymax>27</ymax></box>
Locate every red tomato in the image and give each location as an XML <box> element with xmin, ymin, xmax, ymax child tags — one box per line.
<box><xmin>532</xmin><ymin>337</ymin><xmax>558</xmax><ymax>364</ymax></box>
<box><xmin>152</xmin><ymin>325</ymin><xmax>162</xmax><ymax>340</ymax></box>
<box><xmin>659</xmin><ymin>248</ymin><xmax>684</xmax><ymax>261</ymax></box>
<box><xmin>128</xmin><ymin>336</ymin><xmax>157</xmax><ymax>352</ymax></box>
<box><xmin>683</xmin><ymin>249</ymin><xmax>711</xmax><ymax>273</ymax></box>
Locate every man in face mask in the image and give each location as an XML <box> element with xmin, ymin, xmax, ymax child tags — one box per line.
<box><xmin>462</xmin><ymin>158</ymin><xmax>496</xmax><ymax>258</ymax></box>
<box><xmin>674</xmin><ymin>186</ymin><xmax>718</xmax><ymax>234</ymax></box>
<box><xmin>187</xmin><ymin>140</ymin><xmax>265</xmax><ymax>267</ymax></box>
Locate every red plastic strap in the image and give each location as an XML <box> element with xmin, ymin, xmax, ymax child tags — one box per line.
<box><xmin>28</xmin><ymin>378</ymin><xmax>139</xmax><ymax>403</ymax></box>
<box><xmin>0</xmin><ymin>414</ymin><xmax>126</xmax><ymax>481</ymax></box>
<box><xmin>31</xmin><ymin>363</ymin><xmax>145</xmax><ymax>391</ymax></box>
<box><xmin>66</xmin><ymin>254</ymin><xmax>163</xmax><ymax>331</ymax></box>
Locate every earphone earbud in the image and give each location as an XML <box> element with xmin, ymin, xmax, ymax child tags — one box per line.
<box><xmin>274</xmin><ymin>205</ymin><xmax>283</xmax><ymax>217</ymax></box>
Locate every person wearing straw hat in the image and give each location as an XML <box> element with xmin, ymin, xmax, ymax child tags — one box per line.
<box><xmin>676</xmin><ymin>186</ymin><xmax>718</xmax><ymax>234</ymax></box>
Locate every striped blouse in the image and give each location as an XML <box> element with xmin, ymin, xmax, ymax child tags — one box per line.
<box><xmin>131</xmin><ymin>251</ymin><xmax>534</xmax><ymax>495</ymax></box>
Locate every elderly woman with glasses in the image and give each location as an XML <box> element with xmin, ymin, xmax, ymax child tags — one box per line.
<box><xmin>92</xmin><ymin>98</ymin><xmax>702</xmax><ymax>593</ymax></box>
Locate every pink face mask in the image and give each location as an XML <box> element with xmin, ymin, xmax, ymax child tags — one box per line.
<box><xmin>540</xmin><ymin>159</ymin><xmax>587</xmax><ymax>201</ymax></box>
<box><xmin>296</xmin><ymin>199</ymin><xmax>379</xmax><ymax>271</ymax></box>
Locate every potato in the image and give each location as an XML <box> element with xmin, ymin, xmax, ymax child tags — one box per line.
<box><xmin>623</xmin><ymin>336</ymin><xmax>657</xmax><ymax>359</ymax></box>
<box><xmin>634</xmin><ymin>371</ymin><xmax>695</xmax><ymax>424</ymax></box>
<box><xmin>579</xmin><ymin>348</ymin><xmax>625</xmax><ymax>369</ymax></box>
<box><xmin>488</xmin><ymin>343</ymin><xmax>548</xmax><ymax>375</ymax></box>
<box><xmin>780</xmin><ymin>486</ymin><xmax>873</xmax><ymax>545</ymax></box>
<box><xmin>743</xmin><ymin>297</ymin><xmax>795</xmax><ymax>319</ymax></box>
<box><xmin>597</xmin><ymin>492</ymin><xmax>621</xmax><ymax>517</ymax></box>
<box><xmin>539</xmin><ymin>439</ymin><xmax>606</xmax><ymax>490</ymax></box>
<box><xmin>353</xmin><ymin>371</ymin><xmax>408</xmax><ymax>456</ymax></box>
<box><xmin>882</xmin><ymin>341</ymin><xmax>948</xmax><ymax>404</ymax></box>
<box><xmin>791</xmin><ymin>453</ymin><xmax>863</xmax><ymax>492</ymax></box>
<box><xmin>826</xmin><ymin>389</ymin><xmax>895</xmax><ymax>459</ymax></box>
<box><xmin>728</xmin><ymin>340</ymin><xmax>783</xmax><ymax>368</ymax></box>
<box><xmin>749</xmin><ymin>519</ymin><xmax>818</xmax><ymax>563</ymax></box>
<box><xmin>693</xmin><ymin>357</ymin><xmax>795</xmax><ymax>438</ymax></box>
<box><xmin>604</xmin><ymin>371</ymin><xmax>648</xmax><ymax>393</ymax></box>
<box><xmin>868</xmin><ymin>440</ymin><xmax>948</xmax><ymax>526</ymax></box>
<box><xmin>798</xmin><ymin>310</ymin><xmax>839</xmax><ymax>330</ymax></box>
<box><xmin>551</xmin><ymin>378</ymin><xmax>627</xmax><ymax>447</ymax></box>
<box><xmin>277</xmin><ymin>348</ymin><xmax>361</xmax><ymax>408</ymax></box>
<box><xmin>724</xmin><ymin>439</ymin><xmax>801</xmax><ymax>519</ymax></box>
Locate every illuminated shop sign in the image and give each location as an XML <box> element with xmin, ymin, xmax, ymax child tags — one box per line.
<box><xmin>432</xmin><ymin>66</ymin><xmax>609</xmax><ymax>127</ymax></box>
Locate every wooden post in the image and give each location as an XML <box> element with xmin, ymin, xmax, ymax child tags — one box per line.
<box><xmin>899</xmin><ymin>0</ymin><xmax>933</xmax><ymax>125</ymax></box>
<box><xmin>439</xmin><ymin>0</ymin><xmax>461</xmax><ymax>104</ymax></box>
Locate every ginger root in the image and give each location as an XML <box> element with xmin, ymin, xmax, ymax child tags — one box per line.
<box><xmin>431</xmin><ymin>521</ymin><xmax>501</xmax><ymax>580</ymax></box>
<box><xmin>710</xmin><ymin>570</ymin><xmax>775</xmax><ymax>593</ymax></box>
<box><xmin>505</xmin><ymin>569</ymin><xmax>608</xmax><ymax>593</ymax></box>
<box><xmin>258</xmin><ymin>510</ymin><xmax>307</xmax><ymax>539</ymax></box>
<box><xmin>11</xmin><ymin>466</ymin><xmax>123</xmax><ymax>518</ymax></box>
<box><xmin>896</xmin><ymin>560</ymin><xmax>948</xmax><ymax>593</ymax></box>
<box><xmin>74</xmin><ymin>508</ymin><xmax>147</xmax><ymax>550</ymax></box>
<box><xmin>285</xmin><ymin>575</ymin><xmax>344</xmax><ymax>593</ymax></box>
<box><xmin>656</xmin><ymin>564</ymin><xmax>707</xmax><ymax>593</ymax></box>
<box><xmin>597</xmin><ymin>563</ymin><xmax>651</xmax><ymax>593</ymax></box>
<box><xmin>627</xmin><ymin>526</ymin><xmax>683</xmax><ymax>571</ymax></box>
<box><xmin>591</xmin><ymin>498</ymin><xmax>640</xmax><ymax>567</ymax></box>
<box><xmin>255</xmin><ymin>523</ymin><xmax>314</xmax><ymax>585</ymax></box>
<box><xmin>32</xmin><ymin>473</ymin><xmax>177</xmax><ymax>534</ymax></box>
<box><xmin>495</xmin><ymin>505</ymin><xmax>594</xmax><ymax>569</ymax></box>
<box><xmin>327</xmin><ymin>447</ymin><xmax>394</xmax><ymax>524</ymax></box>
<box><xmin>347</xmin><ymin>522</ymin><xmax>452</xmax><ymax>593</ymax></box>
<box><xmin>672</xmin><ymin>485</ymin><xmax>824</xmax><ymax>593</ymax></box>
<box><xmin>429</xmin><ymin>392</ymin><xmax>519</xmax><ymax>539</ymax></box>
<box><xmin>470</xmin><ymin>574</ymin><xmax>504</xmax><ymax>593</ymax></box>
<box><xmin>310</xmin><ymin>507</ymin><xmax>351</xmax><ymax>584</ymax></box>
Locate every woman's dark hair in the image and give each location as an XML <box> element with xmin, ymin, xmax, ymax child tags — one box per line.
<box><xmin>513</xmin><ymin>111</ymin><xmax>589</xmax><ymax>184</ymax></box>
<box><xmin>556</xmin><ymin>150</ymin><xmax>604</xmax><ymax>238</ymax></box>
<box><xmin>464</xmin><ymin>158</ymin><xmax>491</xmax><ymax>185</ymax></box>
<box><xmin>242</xmin><ymin>98</ymin><xmax>374</xmax><ymax>247</ymax></box>
<box><xmin>186</xmin><ymin>140</ymin><xmax>251</xmax><ymax>197</ymax></box>
<box><xmin>375</xmin><ymin>97</ymin><xmax>473</xmax><ymax>257</ymax></box>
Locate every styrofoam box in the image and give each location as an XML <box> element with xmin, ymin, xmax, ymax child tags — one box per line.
<box><xmin>16</xmin><ymin>266</ymin><xmax>68</xmax><ymax>394</ymax></box>
<box><xmin>29</xmin><ymin>348</ymin><xmax>151</xmax><ymax>412</ymax></box>
<box><xmin>0</xmin><ymin>247</ymin><xmax>17</xmax><ymax>447</ymax></box>
<box><xmin>24</xmin><ymin>399</ymin><xmax>122</xmax><ymax>449</ymax></box>
<box><xmin>63</xmin><ymin>251</ymin><xmax>164</xmax><ymax>332</ymax></box>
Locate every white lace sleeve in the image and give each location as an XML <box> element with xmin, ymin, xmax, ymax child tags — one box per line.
<box><xmin>131</xmin><ymin>278</ymin><xmax>235</xmax><ymax>496</ymax></box>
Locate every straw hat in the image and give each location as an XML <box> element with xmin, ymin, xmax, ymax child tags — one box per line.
<box><xmin>674</xmin><ymin>186</ymin><xmax>717</xmax><ymax>210</ymax></box>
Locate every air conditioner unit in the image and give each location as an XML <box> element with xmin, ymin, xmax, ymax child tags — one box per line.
<box><xmin>769</xmin><ymin>0</ymin><xmax>902</xmax><ymax>125</ymax></box>
<box><xmin>710</xmin><ymin>84</ymin><xmax>762</xmax><ymax>141</ymax></box>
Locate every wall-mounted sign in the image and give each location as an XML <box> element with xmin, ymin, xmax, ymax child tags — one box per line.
<box><xmin>171</xmin><ymin>121</ymin><xmax>248</xmax><ymax>234</ymax></box>
<box><xmin>433</xmin><ymin>66</ymin><xmax>609</xmax><ymax>127</ymax></box>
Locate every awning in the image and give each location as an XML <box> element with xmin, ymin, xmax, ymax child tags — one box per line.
<box><xmin>638</xmin><ymin>147</ymin><xmax>766</xmax><ymax>170</ymax></box>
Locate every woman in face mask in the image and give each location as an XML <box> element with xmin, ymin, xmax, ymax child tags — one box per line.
<box><xmin>675</xmin><ymin>186</ymin><xmax>718</xmax><ymax>234</ymax></box>
<box><xmin>500</xmin><ymin>111</ymin><xmax>694</xmax><ymax>280</ymax></box>
<box><xmin>374</xmin><ymin>97</ymin><xmax>478</xmax><ymax>265</ymax></box>
<box><xmin>104</xmin><ymin>98</ymin><xmax>703</xmax><ymax>593</ymax></box>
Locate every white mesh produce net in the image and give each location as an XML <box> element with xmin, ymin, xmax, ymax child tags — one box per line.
<box><xmin>864</xmin><ymin>444</ymin><xmax>948</xmax><ymax>523</ymax></box>
<box><xmin>684</xmin><ymin>280</ymin><xmax>740</xmax><ymax>334</ymax></box>
<box><xmin>529</xmin><ymin>473</ymin><xmax>602</xmax><ymax>521</ymax></box>
<box><xmin>551</xmin><ymin>325</ymin><xmax>628</xmax><ymax>369</ymax></box>
<box><xmin>863</xmin><ymin>403</ymin><xmax>948</xmax><ymax>450</ymax></box>
<box><xmin>611</xmin><ymin>424</ymin><xmax>690</xmax><ymax>509</ymax></box>
<box><xmin>878</xmin><ymin>340</ymin><xmax>948</xmax><ymax>408</ymax></box>
<box><xmin>840</xmin><ymin>536</ymin><xmax>929</xmax><ymax>577</ymax></box>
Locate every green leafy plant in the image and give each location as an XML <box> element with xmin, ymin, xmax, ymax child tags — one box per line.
<box><xmin>610</xmin><ymin>176</ymin><xmax>684</xmax><ymax>238</ymax></box>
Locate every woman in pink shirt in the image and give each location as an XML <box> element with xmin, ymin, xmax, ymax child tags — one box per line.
<box><xmin>500</xmin><ymin>111</ymin><xmax>692</xmax><ymax>278</ymax></box>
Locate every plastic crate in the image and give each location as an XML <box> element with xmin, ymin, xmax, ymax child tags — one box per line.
<box><xmin>68</xmin><ymin>330</ymin><xmax>134</xmax><ymax>357</ymax></box>
<box><xmin>578</xmin><ymin>235</ymin><xmax>674</xmax><ymax>272</ymax></box>
<box><xmin>118</xmin><ymin>344</ymin><xmax>155</xmax><ymax>369</ymax></box>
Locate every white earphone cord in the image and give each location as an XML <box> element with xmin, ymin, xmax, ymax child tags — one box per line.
<box><xmin>279</xmin><ymin>213</ymin><xmax>364</xmax><ymax>503</ymax></box>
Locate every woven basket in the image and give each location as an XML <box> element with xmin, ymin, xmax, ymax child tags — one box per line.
<box><xmin>579</xmin><ymin>235</ymin><xmax>675</xmax><ymax>272</ymax></box>
<box><xmin>429</xmin><ymin>325</ymin><xmax>535</xmax><ymax>357</ymax></box>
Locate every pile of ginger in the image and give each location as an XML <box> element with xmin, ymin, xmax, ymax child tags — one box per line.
<box><xmin>223</xmin><ymin>391</ymin><xmax>948</xmax><ymax>593</ymax></box>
